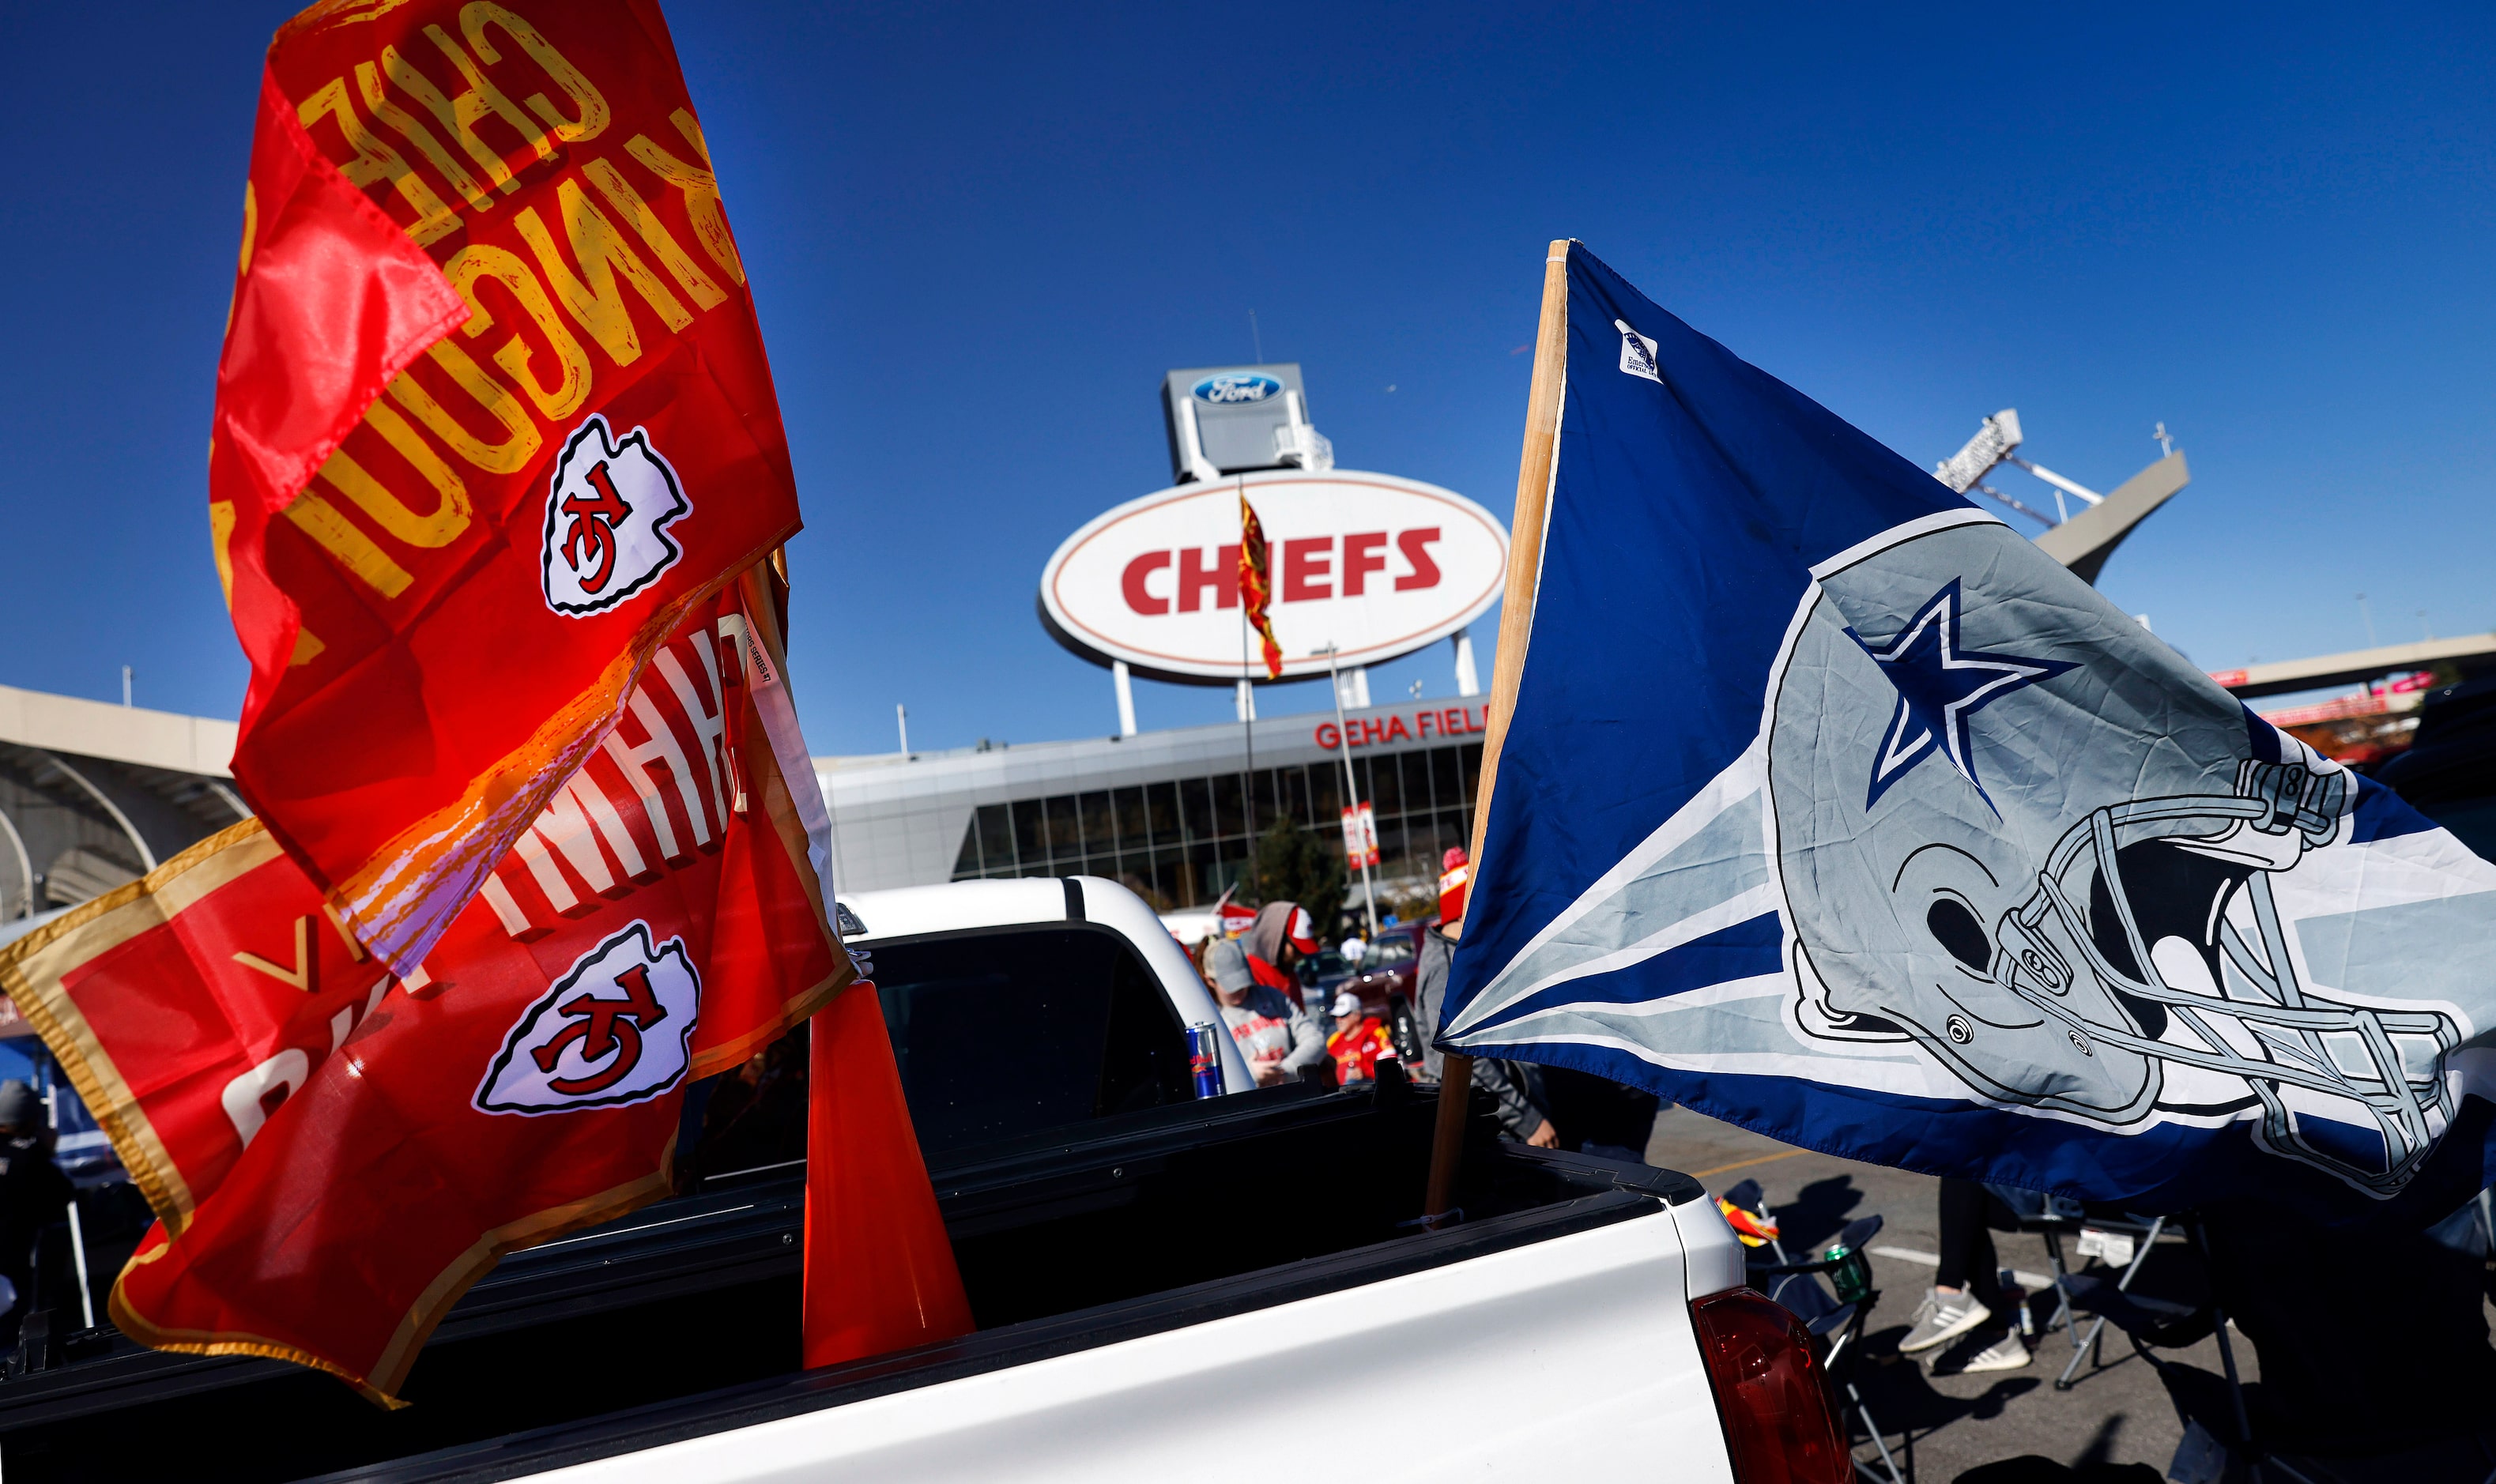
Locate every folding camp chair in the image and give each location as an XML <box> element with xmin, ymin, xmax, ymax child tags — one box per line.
<box><xmin>2007</xmin><ymin>1209</ymin><xmax>2298</xmax><ymax>1483</ymax></box>
<box><xmin>1718</xmin><ymin>1185</ymin><xmax>1903</xmax><ymax>1484</ymax></box>
<box><xmin>1988</xmin><ymin>1198</ymin><xmax>2183</xmax><ymax>1391</ymax></box>
<box><xmin>2038</xmin><ymin>1212</ymin><xmax>2177</xmax><ymax>1390</ymax></box>
<box><xmin>2094</xmin><ymin>1230</ymin><xmax>2274</xmax><ymax>1482</ymax></box>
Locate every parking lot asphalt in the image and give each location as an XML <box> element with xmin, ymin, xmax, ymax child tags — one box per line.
<box><xmin>1646</xmin><ymin>1104</ymin><xmax>2260</xmax><ymax>1483</ymax></box>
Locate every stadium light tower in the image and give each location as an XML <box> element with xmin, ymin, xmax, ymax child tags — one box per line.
<box><xmin>1934</xmin><ymin>409</ymin><xmax>2023</xmax><ymax>493</ymax></box>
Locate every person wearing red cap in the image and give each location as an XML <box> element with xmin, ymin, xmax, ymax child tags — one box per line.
<box><xmin>1437</xmin><ymin>848</ymin><xmax>1470</xmax><ymax>925</ymax></box>
<box><xmin>1242</xmin><ymin>901</ymin><xmax>1318</xmax><ymax>996</ymax></box>
<box><xmin>1325</xmin><ymin>990</ymin><xmax>1397</xmax><ymax>1085</ymax></box>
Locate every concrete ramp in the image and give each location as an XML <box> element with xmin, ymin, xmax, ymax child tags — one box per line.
<box><xmin>2034</xmin><ymin>450</ymin><xmax>2190</xmax><ymax>583</ymax></box>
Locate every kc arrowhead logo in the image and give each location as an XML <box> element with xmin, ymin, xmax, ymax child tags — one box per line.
<box><xmin>541</xmin><ymin>415</ymin><xmax>691</xmax><ymax>616</ymax></box>
<box><xmin>476</xmin><ymin>921</ymin><xmax>701</xmax><ymax>1115</ymax></box>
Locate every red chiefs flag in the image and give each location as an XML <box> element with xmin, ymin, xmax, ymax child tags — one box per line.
<box><xmin>213</xmin><ymin>0</ymin><xmax>801</xmax><ymax>974</ymax></box>
<box><xmin>1238</xmin><ymin>494</ymin><xmax>1283</xmax><ymax>680</ymax></box>
<box><xmin>0</xmin><ymin>576</ymin><xmax>967</xmax><ymax>1403</ymax></box>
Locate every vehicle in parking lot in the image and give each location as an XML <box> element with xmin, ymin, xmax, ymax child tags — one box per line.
<box><xmin>1298</xmin><ymin>944</ymin><xmax>1363</xmax><ymax>1003</ymax></box>
<box><xmin>2374</xmin><ymin>676</ymin><xmax>2496</xmax><ymax>861</ymax></box>
<box><xmin>1301</xmin><ymin>921</ymin><xmax>1426</xmax><ymax>1060</ymax></box>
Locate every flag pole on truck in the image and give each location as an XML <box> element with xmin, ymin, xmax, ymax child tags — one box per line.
<box><xmin>1423</xmin><ymin>240</ymin><xmax>1571</xmax><ymax>1223</ymax></box>
<box><xmin>1319</xmin><ymin>643</ymin><xmax>1381</xmax><ymax>939</ymax></box>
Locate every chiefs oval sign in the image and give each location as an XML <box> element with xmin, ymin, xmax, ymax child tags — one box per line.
<box><xmin>1039</xmin><ymin>470</ymin><xmax>1510</xmax><ymax>684</ymax></box>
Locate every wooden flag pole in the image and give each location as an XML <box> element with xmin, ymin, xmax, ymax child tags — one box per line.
<box><xmin>1423</xmin><ymin>239</ymin><xmax>1572</xmax><ymax>1221</ymax></box>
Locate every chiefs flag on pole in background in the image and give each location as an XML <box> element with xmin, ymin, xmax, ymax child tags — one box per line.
<box><xmin>213</xmin><ymin>0</ymin><xmax>804</xmax><ymax>975</ymax></box>
<box><xmin>0</xmin><ymin>574</ymin><xmax>968</xmax><ymax>1401</ymax></box>
<box><xmin>1340</xmin><ymin>803</ymin><xmax>1379</xmax><ymax>872</ymax></box>
<box><xmin>1238</xmin><ymin>493</ymin><xmax>1282</xmax><ymax>680</ymax></box>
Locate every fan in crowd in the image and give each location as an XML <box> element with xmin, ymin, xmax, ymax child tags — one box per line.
<box><xmin>1201</xmin><ymin>938</ymin><xmax>1327</xmax><ymax>1087</ymax></box>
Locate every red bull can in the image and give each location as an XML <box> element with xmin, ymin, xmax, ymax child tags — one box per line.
<box><xmin>1186</xmin><ymin>1023</ymin><xmax>1225</xmax><ymax>1099</ymax></box>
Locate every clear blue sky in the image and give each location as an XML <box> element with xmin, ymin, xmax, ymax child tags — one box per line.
<box><xmin>4</xmin><ymin>2</ymin><xmax>2490</xmax><ymax>757</ymax></box>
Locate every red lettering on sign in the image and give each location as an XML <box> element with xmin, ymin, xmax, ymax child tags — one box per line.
<box><xmin>1282</xmin><ymin>537</ymin><xmax>1333</xmax><ymax>602</ymax></box>
<box><xmin>1130</xmin><ymin>527</ymin><xmax>1453</xmax><ymax>612</ymax></box>
<box><xmin>1396</xmin><ymin>528</ymin><xmax>1442</xmax><ymax>590</ymax></box>
<box><xmin>1313</xmin><ymin>706</ymin><xmax>1491</xmax><ymax>752</ymax></box>
<box><xmin>1122</xmin><ymin>551</ymin><xmax>1171</xmax><ymax>615</ymax></box>
<box><xmin>1177</xmin><ymin>546</ymin><xmax>1239</xmax><ymax>612</ymax></box>
<box><xmin>1340</xmin><ymin>531</ymin><xmax>1389</xmax><ymax>596</ymax></box>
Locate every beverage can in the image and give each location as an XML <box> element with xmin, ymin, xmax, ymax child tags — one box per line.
<box><xmin>1186</xmin><ymin>1023</ymin><xmax>1225</xmax><ymax>1099</ymax></box>
<box><xmin>1823</xmin><ymin>1242</ymin><xmax>1872</xmax><ymax>1304</ymax></box>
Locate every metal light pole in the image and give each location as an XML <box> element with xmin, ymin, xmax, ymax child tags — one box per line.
<box><xmin>1318</xmin><ymin>645</ymin><xmax>1379</xmax><ymax>938</ymax></box>
<box><xmin>1235</xmin><ymin>476</ymin><xmax>1262</xmax><ymax>903</ymax></box>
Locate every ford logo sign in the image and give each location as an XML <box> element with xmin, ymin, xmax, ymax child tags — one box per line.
<box><xmin>1192</xmin><ymin>373</ymin><xmax>1282</xmax><ymax>406</ymax></box>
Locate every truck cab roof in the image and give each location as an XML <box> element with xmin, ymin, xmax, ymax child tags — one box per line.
<box><xmin>838</xmin><ymin>876</ymin><xmax>1250</xmax><ymax>1094</ymax></box>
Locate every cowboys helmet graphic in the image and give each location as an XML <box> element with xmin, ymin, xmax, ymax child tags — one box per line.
<box><xmin>1772</xmin><ymin>519</ymin><xmax>2459</xmax><ymax>1195</ymax></box>
<box><xmin>541</xmin><ymin>415</ymin><xmax>692</xmax><ymax>617</ymax></box>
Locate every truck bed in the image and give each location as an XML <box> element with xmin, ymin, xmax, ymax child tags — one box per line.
<box><xmin>0</xmin><ymin>1075</ymin><xmax>1718</xmax><ymax>1483</ymax></box>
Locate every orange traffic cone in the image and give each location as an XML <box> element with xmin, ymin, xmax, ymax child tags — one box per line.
<box><xmin>801</xmin><ymin>985</ymin><xmax>975</xmax><ymax>1369</ymax></box>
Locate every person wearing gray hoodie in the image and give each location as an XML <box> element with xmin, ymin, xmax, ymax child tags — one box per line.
<box><xmin>1414</xmin><ymin>917</ymin><xmax>1558</xmax><ymax>1147</ymax></box>
<box><xmin>1201</xmin><ymin>938</ymin><xmax>1327</xmax><ymax>1087</ymax></box>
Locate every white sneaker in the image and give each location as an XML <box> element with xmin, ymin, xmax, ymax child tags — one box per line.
<box><xmin>1898</xmin><ymin>1288</ymin><xmax>1989</xmax><ymax>1354</ymax></box>
<box><xmin>1944</xmin><ymin>1330</ymin><xmax>2030</xmax><ymax>1374</ymax></box>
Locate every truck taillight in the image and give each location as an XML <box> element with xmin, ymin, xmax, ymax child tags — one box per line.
<box><xmin>1689</xmin><ymin>1288</ymin><xmax>1850</xmax><ymax>1484</ymax></box>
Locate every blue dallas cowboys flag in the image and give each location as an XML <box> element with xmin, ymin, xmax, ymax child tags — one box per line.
<box><xmin>1441</xmin><ymin>243</ymin><xmax>2496</xmax><ymax>1220</ymax></box>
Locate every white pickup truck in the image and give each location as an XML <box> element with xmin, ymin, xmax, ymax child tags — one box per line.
<box><xmin>0</xmin><ymin>876</ymin><xmax>1843</xmax><ymax>1484</ymax></box>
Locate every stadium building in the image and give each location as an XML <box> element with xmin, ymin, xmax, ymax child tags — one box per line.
<box><xmin>0</xmin><ymin>684</ymin><xmax>246</xmax><ymax>925</ymax></box>
<box><xmin>818</xmin><ymin>696</ymin><xmax>1490</xmax><ymax>910</ymax></box>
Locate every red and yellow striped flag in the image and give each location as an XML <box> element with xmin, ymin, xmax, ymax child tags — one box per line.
<box><xmin>1239</xmin><ymin>493</ymin><xmax>1283</xmax><ymax>679</ymax></box>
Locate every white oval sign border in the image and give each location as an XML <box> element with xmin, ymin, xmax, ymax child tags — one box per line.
<box><xmin>1039</xmin><ymin>469</ymin><xmax>1510</xmax><ymax>685</ymax></box>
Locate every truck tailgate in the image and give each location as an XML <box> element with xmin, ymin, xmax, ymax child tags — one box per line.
<box><xmin>337</xmin><ymin>1188</ymin><xmax>1733</xmax><ymax>1484</ymax></box>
